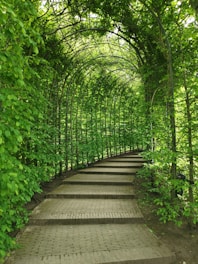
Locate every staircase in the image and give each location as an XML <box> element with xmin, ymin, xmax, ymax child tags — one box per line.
<box><xmin>5</xmin><ymin>153</ymin><xmax>176</xmax><ymax>264</ymax></box>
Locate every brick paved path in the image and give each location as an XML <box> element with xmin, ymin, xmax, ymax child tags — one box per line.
<box><xmin>5</xmin><ymin>153</ymin><xmax>176</xmax><ymax>264</ymax></box>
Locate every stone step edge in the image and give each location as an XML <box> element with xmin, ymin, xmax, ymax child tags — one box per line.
<box><xmin>104</xmin><ymin>160</ymin><xmax>145</xmax><ymax>162</ymax></box>
<box><xmin>78</xmin><ymin>171</ymin><xmax>137</xmax><ymax>175</ymax></box>
<box><xmin>93</xmin><ymin>165</ymin><xmax>143</xmax><ymax>168</ymax></box>
<box><xmin>28</xmin><ymin>217</ymin><xmax>144</xmax><ymax>225</ymax></box>
<box><xmin>45</xmin><ymin>194</ymin><xmax>135</xmax><ymax>199</ymax></box>
<box><xmin>62</xmin><ymin>181</ymin><xmax>134</xmax><ymax>186</ymax></box>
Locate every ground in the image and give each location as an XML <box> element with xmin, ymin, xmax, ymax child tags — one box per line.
<box><xmin>138</xmin><ymin>203</ymin><xmax>198</xmax><ymax>264</ymax></box>
<box><xmin>23</xmin><ymin>169</ymin><xmax>198</xmax><ymax>264</ymax></box>
<box><xmin>134</xmin><ymin>179</ymin><xmax>198</xmax><ymax>264</ymax></box>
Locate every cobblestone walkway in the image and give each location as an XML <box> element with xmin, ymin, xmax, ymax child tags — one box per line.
<box><xmin>5</xmin><ymin>153</ymin><xmax>176</xmax><ymax>264</ymax></box>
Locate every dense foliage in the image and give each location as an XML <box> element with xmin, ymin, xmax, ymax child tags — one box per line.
<box><xmin>0</xmin><ymin>0</ymin><xmax>197</xmax><ymax>261</ymax></box>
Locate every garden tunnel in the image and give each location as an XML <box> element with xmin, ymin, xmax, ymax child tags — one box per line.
<box><xmin>51</xmin><ymin>35</ymin><xmax>147</xmax><ymax>174</ymax></box>
<box><xmin>0</xmin><ymin>0</ymin><xmax>198</xmax><ymax>260</ymax></box>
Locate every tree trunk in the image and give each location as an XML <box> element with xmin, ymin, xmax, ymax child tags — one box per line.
<box><xmin>184</xmin><ymin>71</ymin><xmax>195</xmax><ymax>228</ymax></box>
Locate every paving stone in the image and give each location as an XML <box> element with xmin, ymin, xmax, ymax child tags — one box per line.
<box><xmin>5</xmin><ymin>224</ymin><xmax>175</xmax><ymax>264</ymax></box>
<box><xmin>30</xmin><ymin>198</ymin><xmax>143</xmax><ymax>224</ymax></box>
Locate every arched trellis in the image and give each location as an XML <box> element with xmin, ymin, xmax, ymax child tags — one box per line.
<box><xmin>52</xmin><ymin>63</ymin><xmax>145</xmax><ymax>172</ymax></box>
<box><xmin>43</xmin><ymin>30</ymin><xmax>146</xmax><ymax>173</ymax></box>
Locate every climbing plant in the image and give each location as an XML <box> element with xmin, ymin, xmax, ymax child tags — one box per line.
<box><xmin>0</xmin><ymin>0</ymin><xmax>69</xmax><ymax>259</ymax></box>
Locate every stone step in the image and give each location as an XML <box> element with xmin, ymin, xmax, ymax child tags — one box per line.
<box><xmin>46</xmin><ymin>194</ymin><xmax>135</xmax><ymax>199</ymax></box>
<box><xmin>48</xmin><ymin>184</ymin><xmax>134</xmax><ymax>196</ymax></box>
<box><xmin>79</xmin><ymin>167</ymin><xmax>138</xmax><ymax>175</ymax></box>
<box><xmin>29</xmin><ymin>217</ymin><xmax>144</xmax><ymax>225</ymax></box>
<box><xmin>63</xmin><ymin>181</ymin><xmax>133</xmax><ymax>186</ymax></box>
<box><xmin>29</xmin><ymin>198</ymin><xmax>143</xmax><ymax>225</ymax></box>
<box><xmin>63</xmin><ymin>173</ymin><xmax>135</xmax><ymax>185</ymax></box>
<box><xmin>121</xmin><ymin>154</ymin><xmax>143</xmax><ymax>158</ymax></box>
<box><xmin>8</xmin><ymin>224</ymin><xmax>175</xmax><ymax>264</ymax></box>
<box><xmin>64</xmin><ymin>174</ymin><xmax>135</xmax><ymax>181</ymax></box>
<box><xmin>107</xmin><ymin>158</ymin><xmax>145</xmax><ymax>162</ymax></box>
<box><xmin>93</xmin><ymin>161</ymin><xmax>143</xmax><ymax>168</ymax></box>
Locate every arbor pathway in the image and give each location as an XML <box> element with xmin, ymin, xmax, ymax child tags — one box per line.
<box><xmin>5</xmin><ymin>153</ymin><xmax>176</xmax><ymax>264</ymax></box>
